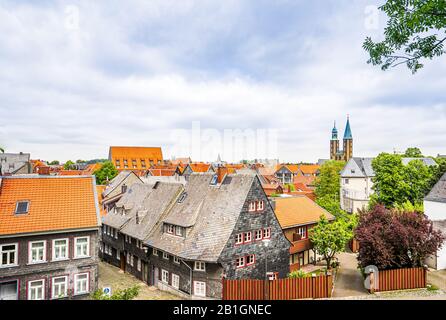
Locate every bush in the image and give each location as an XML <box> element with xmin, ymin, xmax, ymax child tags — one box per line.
<box><xmin>91</xmin><ymin>285</ymin><xmax>140</xmax><ymax>300</ymax></box>
<box><xmin>288</xmin><ymin>269</ymin><xmax>309</xmax><ymax>278</ymax></box>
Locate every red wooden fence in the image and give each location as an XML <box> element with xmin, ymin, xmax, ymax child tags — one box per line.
<box><xmin>371</xmin><ymin>267</ymin><xmax>426</xmax><ymax>292</ymax></box>
<box><xmin>222</xmin><ymin>275</ymin><xmax>333</xmax><ymax>300</ymax></box>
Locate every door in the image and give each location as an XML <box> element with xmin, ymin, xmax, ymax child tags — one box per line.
<box><xmin>0</xmin><ymin>281</ymin><xmax>18</xmax><ymax>300</ymax></box>
<box><xmin>142</xmin><ymin>262</ymin><xmax>148</xmax><ymax>283</ymax></box>
<box><xmin>153</xmin><ymin>267</ymin><xmax>159</xmax><ymax>286</ymax></box>
<box><xmin>120</xmin><ymin>252</ymin><xmax>126</xmax><ymax>272</ymax></box>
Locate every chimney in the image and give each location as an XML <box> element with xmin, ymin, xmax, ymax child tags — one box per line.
<box><xmin>38</xmin><ymin>166</ymin><xmax>50</xmax><ymax>175</ymax></box>
<box><xmin>121</xmin><ymin>184</ymin><xmax>127</xmax><ymax>194</ymax></box>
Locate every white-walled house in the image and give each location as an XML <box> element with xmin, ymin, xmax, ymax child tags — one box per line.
<box><xmin>340</xmin><ymin>158</ymin><xmax>374</xmax><ymax>213</ymax></box>
<box><xmin>424</xmin><ymin>172</ymin><xmax>446</xmax><ymax>270</ymax></box>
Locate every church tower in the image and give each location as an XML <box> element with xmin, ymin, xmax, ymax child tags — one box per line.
<box><xmin>330</xmin><ymin>121</ymin><xmax>339</xmax><ymax>160</ymax></box>
<box><xmin>342</xmin><ymin>116</ymin><xmax>353</xmax><ymax>161</ymax></box>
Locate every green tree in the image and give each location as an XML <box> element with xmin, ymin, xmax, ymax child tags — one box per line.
<box><xmin>403</xmin><ymin>147</ymin><xmax>424</xmax><ymax>158</ymax></box>
<box><xmin>309</xmin><ymin>215</ymin><xmax>354</xmax><ymax>271</ymax></box>
<box><xmin>363</xmin><ymin>0</ymin><xmax>446</xmax><ymax>73</ymax></box>
<box><xmin>314</xmin><ymin>160</ymin><xmax>346</xmax><ymax>217</ymax></box>
<box><xmin>63</xmin><ymin>160</ymin><xmax>75</xmax><ymax>170</ymax></box>
<box><xmin>0</xmin><ymin>147</ymin><xmax>4</xmax><ymax>153</ymax></box>
<box><xmin>91</xmin><ymin>285</ymin><xmax>140</xmax><ymax>300</ymax></box>
<box><xmin>94</xmin><ymin>161</ymin><xmax>118</xmax><ymax>185</ymax></box>
<box><xmin>49</xmin><ymin>160</ymin><xmax>60</xmax><ymax>165</ymax></box>
<box><xmin>371</xmin><ymin>153</ymin><xmax>434</xmax><ymax>208</ymax></box>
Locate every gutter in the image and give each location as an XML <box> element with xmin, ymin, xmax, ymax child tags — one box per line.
<box><xmin>181</xmin><ymin>259</ymin><xmax>193</xmax><ymax>297</ymax></box>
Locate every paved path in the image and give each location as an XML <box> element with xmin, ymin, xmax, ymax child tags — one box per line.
<box><xmin>98</xmin><ymin>261</ymin><xmax>180</xmax><ymax>300</ymax></box>
<box><xmin>332</xmin><ymin>252</ymin><xmax>369</xmax><ymax>298</ymax></box>
<box><xmin>427</xmin><ymin>269</ymin><xmax>446</xmax><ymax>291</ymax></box>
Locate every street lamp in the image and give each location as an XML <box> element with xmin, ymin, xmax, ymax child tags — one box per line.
<box><xmin>262</xmin><ymin>239</ymin><xmax>271</xmax><ymax>300</ymax></box>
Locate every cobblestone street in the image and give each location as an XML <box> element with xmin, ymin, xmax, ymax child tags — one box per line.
<box><xmin>98</xmin><ymin>261</ymin><xmax>181</xmax><ymax>300</ymax></box>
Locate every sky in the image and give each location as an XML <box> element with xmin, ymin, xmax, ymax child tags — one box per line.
<box><xmin>1</xmin><ymin>0</ymin><xmax>445</xmax><ymax>163</ymax></box>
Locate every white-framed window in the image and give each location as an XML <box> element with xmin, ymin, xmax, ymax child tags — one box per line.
<box><xmin>74</xmin><ymin>237</ymin><xmax>90</xmax><ymax>258</ymax></box>
<box><xmin>161</xmin><ymin>269</ymin><xmax>169</xmax><ymax>283</ymax></box>
<box><xmin>257</xmin><ymin>200</ymin><xmax>265</xmax><ymax>211</ymax></box>
<box><xmin>52</xmin><ymin>276</ymin><xmax>68</xmax><ymax>299</ymax></box>
<box><xmin>267</xmin><ymin>272</ymin><xmax>278</xmax><ymax>280</ymax></box>
<box><xmin>172</xmin><ymin>274</ymin><xmax>180</xmax><ymax>289</ymax></box>
<box><xmin>193</xmin><ymin>281</ymin><xmax>206</xmax><ymax>297</ymax></box>
<box><xmin>0</xmin><ymin>243</ymin><xmax>18</xmax><ymax>267</ymax></box>
<box><xmin>114</xmin><ymin>229</ymin><xmax>118</xmax><ymax>239</ymax></box>
<box><xmin>173</xmin><ymin>256</ymin><xmax>180</xmax><ymax>264</ymax></box>
<box><xmin>163</xmin><ymin>252</ymin><xmax>169</xmax><ymax>260</ymax></box>
<box><xmin>235</xmin><ymin>233</ymin><xmax>243</xmax><ymax>244</ymax></box>
<box><xmin>246</xmin><ymin>254</ymin><xmax>255</xmax><ymax>266</ymax></box>
<box><xmin>175</xmin><ymin>226</ymin><xmax>183</xmax><ymax>236</ymax></box>
<box><xmin>166</xmin><ymin>225</ymin><xmax>174</xmax><ymax>234</ymax></box>
<box><xmin>194</xmin><ymin>261</ymin><xmax>206</xmax><ymax>271</ymax></box>
<box><xmin>248</xmin><ymin>201</ymin><xmax>256</xmax><ymax>212</ymax></box>
<box><xmin>153</xmin><ymin>248</ymin><xmax>158</xmax><ymax>256</ymax></box>
<box><xmin>117</xmin><ymin>250</ymin><xmax>120</xmax><ymax>260</ymax></box>
<box><xmin>137</xmin><ymin>258</ymin><xmax>141</xmax><ymax>271</ymax></box>
<box><xmin>263</xmin><ymin>227</ymin><xmax>271</xmax><ymax>239</ymax></box>
<box><xmin>103</xmin><ymin>226</ymin><xmax>107</xmax><ymax>234</ymax></box>
<box><xmin>74</xmin><ymin>273</ymin><xmax>89</xmax><ymax>295</ymax></box>
<box><xmin>127</xmin><ymin>254</ymin><xmax>134</xmax><ymax>267</ymax></box>
<box><xmin>236</xmin><ymin>257</ymin><xmax>245</xmax><ymax>268</ymax></box>
<box><xmin>52</xmin><ymin>239</ymin><xmax>68</xmax><ymax>261</ymax></box>
<box><xmin>125</xmin><ymin>235</ymin><xmax>131</xmax><ymax>243</ymax></box>
<box><xmin>297</xmin><ymin>227</ymin><xmax>307</xmax><ymax>239</ymax></box>
<box><xmin>28</xmin><ymin>279</ymin><xmax>45</xmax><ymax>300</ymax></box>
<box><xmin>29</xmin><ymin>241</ymin><xmax>46</xmax><ymax>264</ymax></box>
<box><xmin>255</xmin><ymin>229</ymin><xmax>263</xmax><ymax>240</ymax></box>
<box><xmin>244</xmin><ymin>232</ymin><xmax>252</xmax><ymax>243</ymax></box>
<box><xmin>15</xmin><ymin>200</ymin><xmax>29</xmax><ymax>214</ymax></box>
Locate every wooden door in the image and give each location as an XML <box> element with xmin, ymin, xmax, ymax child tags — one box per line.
<box><xmin>120</xmin><ymin>252</ymin><xmax>126</xmax><ymax>272</ymax></box>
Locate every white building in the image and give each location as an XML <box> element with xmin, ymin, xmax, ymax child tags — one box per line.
<box><xmin>340</xmin><ymin>157</ymin><xmax>375</xmax><ymax>213</ymax></box>
<box><xmin>424</xmin><ymin>172</ymin><xmax>446</xmax><ymax>270</ymax></box>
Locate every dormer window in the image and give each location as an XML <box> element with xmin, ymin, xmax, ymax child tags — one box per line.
<box><xmin>210</xmin><ymin>175</ymin><xmax>218</xmax><ymax>185</ymax></box>
<box><xmin>15</xmin><ymin>201</ymin><xmax>29</xmax><ymax>215</ymax></box>
<box><xmin>178</xmin><ymin>192</ymin><xmax>187</xmax><ymax>203</ymax></box>
<box><xmin>194</xmin><ymin>261</ymin><xmax>206</xmax><ymax>271</ymax></box>
<box><xmin>167</xmin><ymin>225</ymin><xmax>174</xmax><ymax>234</ymax></box>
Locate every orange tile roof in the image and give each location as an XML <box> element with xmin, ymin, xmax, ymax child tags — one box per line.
<box><xmin>148</xmin><ymin>169</ymin><xmax>176</xmax><ymax>176</ymax></box>
<box><xmin>293</xmin><ymin>175</ymin><xmax>316</xmax><ymax>187</ymax></box>
<box><xmin>82</xmin><ymin>163</ymin><xmax>103</xmax><ymax>175</ymax></box>
<box><xmin>188</xmin><ymin>163</ymin><xmax>212</xmax><ymax>173</ymax></box>
<box><xmin>96</xmin><ymin>185</ymin><xmax>107</xmax><ymax>217</ymax></box>
<box><xmin>299</xmin><ymin>164</ymin><xmax>320</xmax><ymax>175</ymax></box>
<box><xmin>274</xmin><ymin>196</ymin><xmax>334</xmax><ymax>229</ymax></box>
<box><xmin>58</xmin><ymin>170</ymin><xmax>84</xmax><ymax>176</ymax></box>
<box><xmin>0</xmin><ymin>176</ymin><xmax>100</xmax><ymax>236</ymax></box>
<box><xmin>109</xmin><ymin>146</ymin><xmax>163</xmax><ymax>171</ymax></box>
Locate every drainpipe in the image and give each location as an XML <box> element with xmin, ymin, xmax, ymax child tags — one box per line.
<box><xmin>181</xmin><ymin>259</ymin><xmax>193</xmax><ymax>298</ymax></box>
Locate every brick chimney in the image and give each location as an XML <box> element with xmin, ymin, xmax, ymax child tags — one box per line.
<box><xmin>38</xmin><ymin>166</ymin><xmax>50</xmax><ymax>175</ymax></box>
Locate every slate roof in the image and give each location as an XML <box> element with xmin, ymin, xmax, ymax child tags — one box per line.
<box><xmin>401</xmin><ymin>157</ymin><xmax>437</xmax><ymax>167</ymax></box>
<box><xmin>0</xmin><ymin>176</ymin><xmax>100</xmax><ymax>236</ymax></box>
<box><xmin>102</xmin><ymin>170</ymin><xmax>141</xmax><ymax>198</ymax></box>
<box><xmin>425</xmin><ymin>172</ymin><xmax>446</xmax><ymax>203</ymax></box>
<box><xmin>340</xmin><ymin>157</ymin><xmax>375</xmax><ymax>178</ymax></box>
<box><xmin>0</xmin><ymin>153</ymin><xmax>31</xmax><ymax>175</ymax></box>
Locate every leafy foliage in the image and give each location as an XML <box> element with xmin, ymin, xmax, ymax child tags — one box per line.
<box><xmin>309</xmin><ymin>215</ymin><xmax>354</xmax><ymax>270</ymax></box>
<box><xmin>403</xmin><ymin>147</ymin><xmax>424</xmax><ymax>157</ymax></box>
<box><xmin>48</xmin><ymin>160</ymin><xmax>60</xmax><ymax>165</ymax></box>
<box><xmin>364</xmin><ymin>0</ymin><xmax>446</xmax><ymax>73</ymax></box>
<box><xmin>94</xmin><ymin>161</ymin><xmax>118</xmax><ymax>185</ymax></box>
<box><xmin>314</xmin><ymin>160</ymin><xmax>346</xmax><ymax>217</ymax></box>
<box><xmin>370</xmin><ymin>153</ymin><xmax>435</xmax><ymax>208</ymax></box>
<box><xmin>91</xmin><ymin>285</ymin><xmax>140</xmax><ymax>300</ymax></box>
<box><xmin>0</xmin><ymin>147</ymin><xmax>4</xmax><ymax>153</ymax></box>
<box><xmin>355</xmin><ymin>205</ymin><xmax>444</xmax><ymax>270</ymax></box>
<box><xmin>63</xmin><ymin>160</ymin><xmax>75</xmax><ymax>170</ymax></box>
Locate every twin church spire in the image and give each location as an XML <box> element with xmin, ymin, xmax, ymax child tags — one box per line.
<box><xmin>330</xmin><ymin>116</ymin><xmax>353</xmax><ymax>161</ymax></box>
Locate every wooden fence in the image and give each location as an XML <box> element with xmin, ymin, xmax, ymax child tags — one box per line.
<box><xmin>370</xmin><ymin>267</ymin><xmax>426</xmax><ymax>293</ymax></box>
<box><xmin>222</xmin><ymin>275</ymin><xmax>333</xmax><ymax>300</ymax></box>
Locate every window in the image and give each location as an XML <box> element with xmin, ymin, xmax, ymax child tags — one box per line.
<box><xmin>244</xmin><ymin>232</ymin><xmax>252</xmax><ymax>243</ymax></box>
<box><xmin>193</xmin><ymin>281</ymin><xmax>206</xmax><ymax>297</ymax></box>
<box><xmin>257</xmin><ymin>200</ymin><xmax>265</xmax><ymax>211</ymax></box>
<box><xmin>127</xmin><ymin>254</ymin><xmax>134</xmax><ymax>266</ymax></box>
<box><xmin>137</xmin><ymin>258</ymin><xmax>141</xmax><ymax>271</ymax></box>
<box><xmin>236</xmin><ymin>257</ymin><xmax>245</xmax><ymax>268</ymax></box>
<box><xmin>115</xmin><ymin>160</ymin><xmax>120</xmax><ymax>168</ymax></box>
<box><xmin>15</xmin><ymin>201</ymin><xmax>29</xmax><ymax>214</ymax></box>
<box><xmin>74</xmin><ymin>273</ymin><xmax>89</xmax><ymax>295</ymax></box>
<box><xmin>163</xmin><ymin>252</ymin><xmax>169</xmax><ymax>260</ymax></box>
<box><xmin>345</xmin><ymin>178</ymin><xmax>349</xmax><ymax>184</ymax></box>
<box><xmin>174</xmin><ymin>256</ymin><xmax>180</xmax><ymax>264</ymax></box>
<box><xmin>297</xmin><ymin>227</ymin><xmax>307</xmax><ymax>239</ymax></box>
<box><xmin>248</xmin><ymin>201</ymin><xmax>256</xmax><ymax>212</ymax></box>
<box><xmin>125</xmin><ymin>235</ymin><xmax>131</xmax><ymax>243</ymax></box>
<box><xmin>263</xmin><ymin>228</ymin><xmax>271</xmax><ymax>239</ymax></box>
<box><xmin>194</xmin><ymin>261</ymin><xmax>206</xmax><ymax>271</ymax></box>
<box><xmin>74</xmin><ymin>237</ymin><xmax>90</xmax><ymax>258</ymax></box>
<box><xmin>161</xmin><ymin>269</ymin><xmax>169</xmax><ymax>283</ymax></box>
<box><xmin>210</xmin><ymin>175</ymin><xmax>218</xmax><ymax>185</ymax></box>
<box><xmin>178</xmin><ymin>192</ymin><xmax>187</xmax><ymax>203</ymax></box>
<box><xmin>141</xmin><ymin>160</ymin><xmax>146</xmax><ymax>168</ymax></box>
<box><xmin>172</xmin><ymin>274</ymin><xmax>180</xmax><ymax>289</ymax></box>
<box><xmin>166</xmin><ymin>224</ymin><xmax>174</xmax><ymax>234</ymax></box>
<box><xmin>246</xmin><ymin>254</ymin><xmax>255</xmax><ymax>266</ymax></box>
<box><xmin>132</xmin><ymin>159</ymin><xmax>137</xmax><ymax>168</ymax></box>
<box><xmin>255</xmin><ymin>229</ymin><xmax>263</xmax><ymax>240</ymax></box>
<box><xmin>235</xmin><ymin>233</ymin><xmax>243</xmax><ymax>244</ymax></box>
<box><xmin>153</xmin><ymin>248</ymin><xmax>158</xmax><ymax>256</ymax></box>
<box><xmin>117</xmin><ymin>250</ymin><xmax>120</xmax><ymax>260</ymax></box>
<box><xmin>29</xmin><ymin>241</ymin><xmax>46</xmax><ymax>264</ymax></box>
<box><xmin>52</xmin><ymin>239</ymin><xmax>68</xmax><ymax>261</ymax></box>
<box><xmin>1</xmin><ymin>243</ymin><xmax>18</xmax><ymax>267</ymax></box>
<box><xmin>28</xmin><ymin>279</ymin><xmax>45</xmax><ymax>300</ymax></box>
<box><xmin>103</xmin><ymin>226</ymin><xmax>106</xmax><ymax>234</ymax></box>
<box><xmin>52</xmin><ymin>276</ymin><xmax>68</xmax><ymax>299</ymax></box>
<box><xmin>175</xmin><ymin>226</ymin><xmax>183</xmax><ymax>236</ymax></box>
<box><xmin>267</xmin><ymin>272</ymin><xmax>278</xmax><ymax>280</ymax></box>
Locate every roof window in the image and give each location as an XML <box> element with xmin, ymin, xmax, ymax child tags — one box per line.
<box><xmin>15</xmin><ymin>201</ymin><xmax>29</xmax><ymax>215</ymax></box>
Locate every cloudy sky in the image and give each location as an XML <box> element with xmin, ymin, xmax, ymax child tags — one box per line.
<box><xmin>1</xmin><ymin>0</ymin><xmax>445</xmax><ymax>163</ymax></box>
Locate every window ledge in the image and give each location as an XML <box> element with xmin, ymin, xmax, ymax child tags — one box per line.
<box><xmin>27</xmin><ymin>261</ymin><xmax>47</xmax><ymax>266</ymax></box>
<box><xmin>52</xmin><ymin>258</ymin><xmax>70</xmax><ymax>262</ymax></box>
<box><xmin>0</xmin><ymin>264</ymin><xmax>19</xmax><ymax>269</ymax></box>
<box><xmin>73</xmin><ymin>256</ymin><xmax>91</xmax><ymax>260</ymax></box>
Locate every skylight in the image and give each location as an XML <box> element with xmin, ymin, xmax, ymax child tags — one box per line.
<box><xmin>15</xmin><ymin>201</ymin><xmax>29</xmax><ymax>215</ymax></box>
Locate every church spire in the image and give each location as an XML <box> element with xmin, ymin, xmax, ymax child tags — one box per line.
<box><xmin>343</xmin><ymin>115</ymin><xmax>352</xmax><ymax>140</ymax></box>
<box><xmin>331</xmin><ymin>121</ymin><xmax>338</xmax><ymax>140</ymax></box>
